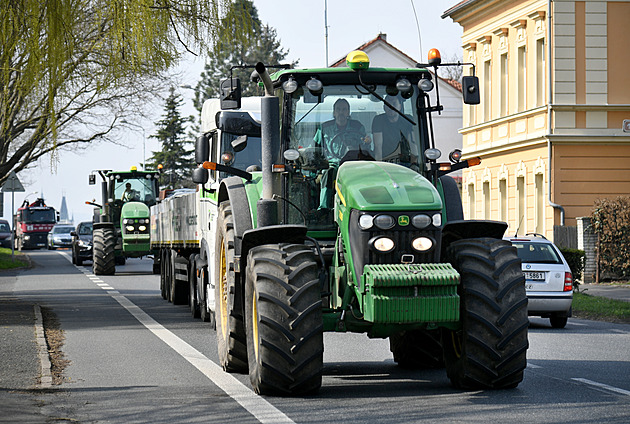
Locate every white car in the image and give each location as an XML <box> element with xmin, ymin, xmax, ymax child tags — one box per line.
<box><xmin>505</xmin><ymin>234</ymin><xmax>573</xmax><ymax>328</ymax></box>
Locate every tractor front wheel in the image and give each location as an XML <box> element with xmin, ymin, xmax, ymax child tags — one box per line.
<box><xmin>92</xmin><ymin>227</ymin><xmax>116</xmax><ymax>275</ymax></box>
<box><xmin>444</xmin><ymin>237</ymin><xmax>528</xmax><ymax>390</ymax></box>
<box><xmin>245</xmin><ymin>243</ymin><xmax>323</xmax><ymax>395</ymax></box>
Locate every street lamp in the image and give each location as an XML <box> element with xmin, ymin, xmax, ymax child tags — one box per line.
<box><xmin>121</xmin><ymin>120</ymin><xmax>146</xmax><ymax>170</ymax></box>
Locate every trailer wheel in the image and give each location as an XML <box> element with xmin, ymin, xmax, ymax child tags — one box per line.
<box><xmin>245</xmin><ymin>243</ymin><xmax>323</xmax><ymax>395</ymax></box>
<box><xmin>170</xmin><ymin>252</ymin><xmax>188</xmax><ymax>305</ymax></box>
<box><xmin>160</xmin><ymin>249</ymin><xmax>168</xmax><ymax>300</ymax></box>
<box><xmin>389</xmin><ymin>329</ymin><xmax>444</xmax><ymax>369</ymax></box>
<box><xmin>198</xmin><ymin>264</ymin><xmax>212</xmax><ymax>324</ymax></box>
<box><xmin>189</xmin><ymin>254</ymin><xmax>201</xmax><ymax>319</ymax></box>
<box><xmin>215</xmin><ymin>203</ymin><xmax>248</xmax><ymax>372</ymax></box>
<box><xmin>92</xmin><ymin>227</ymin><xmax>116</xmax><ymax>275</ymax></box>
<box><xmin>444</xmin><ymin>238</ymin><xmax>528</xmax><ymax>389</ymax></box>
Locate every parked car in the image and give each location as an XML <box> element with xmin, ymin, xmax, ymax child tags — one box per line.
<box><xmin>71</xmin><ymin>221</ymin><xmax>93</xmax><ymax>265</ymax></box>
<box><xmin>47</xmin><ymin>224</ymin><xmax>75</xmax><ymax>250</ymax></box>
<box><xmin>0</xmin><ymin>219</ymin><xmax>11</xmax><ymax>248</ymax></box>
<box><xmin>505</xmin><ymin>234</ymin><xmax>573</xmax><ymax>328</ymax></box>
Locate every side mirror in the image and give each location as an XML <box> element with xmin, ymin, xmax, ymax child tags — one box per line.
<box><xmin>89</xmin><ymin>174</ymin><xmax>96</xmax><ymax>185</ymax></box>
<box><xmin>231</xmin><ymin>135</ymin><xmax>248</xmax><ymax>152</ymax></box>
<box><xmin>220</xmin><ymin>78</ymin><xmax>241</xmax><ymax>110</ymax></box>
<box><xmin>462</xmin><ymin>76</ymin><xmax>480</xmax><ymax>105</ymax></box>
<box><xmin>192</xmin><ymin>167</ymin><xmax>209</xmax><ymax>185</ymax></box>
<box><xmin>195</xmin><ymin>134</ymin><xmax>209</xmax><ymax>164</ymax></box>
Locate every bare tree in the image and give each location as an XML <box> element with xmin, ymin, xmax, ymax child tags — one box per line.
<box><xmin>0</xmin><ymin>0</ymin><xmax>250</xmax><ymax>186</ymax></box>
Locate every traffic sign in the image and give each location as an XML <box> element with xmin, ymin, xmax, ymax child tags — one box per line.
<box><xmin>1</xmin><ymin>171</ymin><xmax>25</xmax><ymax>192</ymax></box>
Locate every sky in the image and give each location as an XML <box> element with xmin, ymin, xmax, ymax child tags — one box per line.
<box><xmin>1</xmin><ymin>1</ymin><xmax>464</xmax><ymax>224</ymax></box>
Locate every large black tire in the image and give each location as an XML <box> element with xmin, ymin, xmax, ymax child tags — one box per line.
<box><xmin>443</xmin><ymin>238</ymin><xmax>529</xmax><ymax>390</ymax></box>
<box><xmin>215</xmin><ymin>203</ymin><xmax>248</xmax><ymax>372</ymax></box>
<box><xmin>389</xmin><ymin>329</ymin><xmax>444</xmax><ymax>369</ymax></box>
<box><xmin>92</xmin><ymin>227</ymin><xmax>116</xmax><ymax>275</ymax></box>
<box><xmin>189</xmin><ymin>254</ymin><xmax>201</xmax><ymax>319</ymax></box>
<box><xmin>198</xmin><ymin>263</ymin><xmax>212</xmax><ymax>324</ymax></box>
<box><xmin>170</xmin><ymin>252</ymin><xmax>189</xmax><ymax>305</ymax></box>
<box><xmin>550</xmin><ymin>315</ymin><xmax>568</xmax><ymax>329</ymax></box>
<box><xmin>160</xmin><ymin>249</ymin><xmax>168</xmax><ymax>300</ymax></box>
<box><xmin>245</xmin><ymin>243</ymin><xmax>323</xmax><ymax>395</ymax></box>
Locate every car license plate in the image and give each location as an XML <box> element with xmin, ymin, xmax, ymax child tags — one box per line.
<box><xmin>524</xmin><ymin>271</ymin><xmax>545</xmax><ymax>281</ymax></box>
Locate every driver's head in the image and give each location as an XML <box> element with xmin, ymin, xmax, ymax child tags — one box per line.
<box><xmin>125</xmin><ymin>183</ymin><xmax>131</xmax><ymax>189</ymax></box>
<box><xmin>333</xmin><ymin>98</ymin><xmax>350</xmax><ymax>127</ymax></box>
<box><xmin>384</xmin><ymin>95</ymin><xmax>402</xmax><ymax>121</ymax></box>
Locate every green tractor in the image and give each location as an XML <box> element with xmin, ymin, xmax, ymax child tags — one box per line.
<box><xmin>88</xmin><ymin>167</ymin><xmax>160</xmax><ymax>275</ymax></box>
<box><xmin>193</xmin><ymin>49</ymin><xmax>528</xmax><ymax>395</ymax></box>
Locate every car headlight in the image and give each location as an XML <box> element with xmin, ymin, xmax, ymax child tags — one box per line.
<box><xmin>412</xmin><ymin>237</ymin><xmax>433</xmax><ymax>252</ymax></box>
<box><xmin>370</xmin><ymin>237</ymin><xmax>395</xmax><ymax>253</ymax></box>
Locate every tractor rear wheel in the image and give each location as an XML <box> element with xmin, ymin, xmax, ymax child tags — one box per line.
<box><xmin>390</xmin><ymin>328</ymin><xmax>444</xmax><ymax>369</ymax></box>
<box><xmin>444</xmin><ymin>237</ymin><xmax>528</xmax><ymax>389</ymax></box>
<box><xmin>92</xmin><ymin>227</ymin><xmax>116</xmax><ymax>275</ymax></box>
<box><xmin>245</xmin><ymin>243</ymin><xmax>323</xmax><ymax>395</ymax></box>
<box><xmin>215</xmin><ymin>203</ymin><xmax>248</xmax><ymax>372</ymax></box>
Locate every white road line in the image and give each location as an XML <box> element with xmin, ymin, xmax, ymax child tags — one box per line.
<box><xmin>57</xmin><ymin>250</ymin><xmax>293</xmax><ymax>423</ymax></box>
<box><xmin>572</xmin><ymin>378</ymin><xmax>630</xmax><ymax>396</ymax></box>
<box><xmin>569</xmin><ymin>322</ymin><xmax>588</xmax><ymax>326</ymax></box>
<box><xmin>611</xmin><ymin>329</ymin><xmax>629</xmax><ymax>334</ymax></box>
<box><xmin>527</xmin><ymin>363</ymin><xmax>542</xmax><ymax>369</ymax></box>
<box><xmin>111</xmin><ymin>294</ymin><xmax>294</xmax><ymax>424</ymax></box>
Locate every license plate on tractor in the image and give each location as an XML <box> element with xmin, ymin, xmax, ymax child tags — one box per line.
<box><xmin>524</xmin><ymin>271</ymin><xmax>545</xmax><ymax>281</ymax></box>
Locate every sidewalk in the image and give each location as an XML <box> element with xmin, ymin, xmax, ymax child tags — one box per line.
<box><xmin>579</xmin><ymin>283</ymin><xmax>630</xmax><ymax>302</ymax></box>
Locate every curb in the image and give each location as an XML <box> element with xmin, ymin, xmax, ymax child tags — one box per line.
<box><xmin>34</xmin><ymin>304</ymin><xmax>53</xmax><ymax>389</ymax></box>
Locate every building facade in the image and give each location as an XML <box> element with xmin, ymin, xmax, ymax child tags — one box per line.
<box><xmin>444</xmin><ymin>0</ymin><xmax>630</xmax><ymax>240</ymax></box>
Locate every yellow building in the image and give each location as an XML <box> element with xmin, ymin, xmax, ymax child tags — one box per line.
<box><xmin>444</xmin><ymin>0</ymin><xmax>630</xmax><ymax>240</ymax></box>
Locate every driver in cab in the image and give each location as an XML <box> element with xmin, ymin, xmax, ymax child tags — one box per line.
<box><xmin>312</xmin><ymin>98</ymin><xmax>371</xmax><ymax>209</ymax></box>
<box><xmin>121</xmin><ymin>183</ymin><xmax>138</xmax><ymax>202</ymax></box>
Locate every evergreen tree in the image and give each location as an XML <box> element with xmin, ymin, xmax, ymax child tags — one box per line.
<box><xmin>148</xmin><ymin>88</ymin><xmax>193</xmax><ymax>189</ymax></box>
<box><xmin>193</xmin><ymin>0</ymin><xmax>294</xmax><ymax>111</ymax></box>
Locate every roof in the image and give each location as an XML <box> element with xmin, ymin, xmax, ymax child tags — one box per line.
<box><xmin>329</xmin><ymin>33</ymin><xmax>418</xmax><ymax>68</ymax></box>
<box><xmin>442</xmin><ymin>0</ymin><xmax>479</xmax><ymax>19</ymax></box>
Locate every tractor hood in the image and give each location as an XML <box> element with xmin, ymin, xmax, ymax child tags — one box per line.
<box><xmin>335</xmin><ymin>162</ymin><xmax>442</xmax><ymax>211</ymax></box>
<box><xmin>120</xmin><ymin>201</ymin><xmax>150</xmax><ymax>219</ymax></box>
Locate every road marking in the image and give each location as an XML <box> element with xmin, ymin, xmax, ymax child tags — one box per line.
<box><xmin>527</xmin><ymin>363</ymin><xmax>542</xmax><ymax>369</ymax></box>
<box><xmin>572</xmin><ymin>378</ymin><xmax>630</xmax><ymax>396</ymax></box>
<box><xmin>611</xmin><ymin>329</ymin><xmax>629</xmax><ymax>334</ymax></box>
<box><xmin>57</xmin><ymin>250</ymin><xmax>294</xmax><ymax>423</ymax></box>
<box><xmin>569</xmin><ymin>322</ymin><xmax>588</xmax><ymax>326</ymax></box>
<box><xmin>112</xmin><ymin>294</ymin><xmax>294</xmax><ymax>424</ymax></box>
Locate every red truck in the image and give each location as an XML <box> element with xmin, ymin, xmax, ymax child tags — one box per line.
<box><xmin>14</xmin><ymin>198</ymin><xmax>58</xmax><ymax>250</ymax></box>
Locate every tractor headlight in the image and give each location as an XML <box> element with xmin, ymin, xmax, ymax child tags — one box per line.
<box><xmin>123</xmin><ymin>219</ymin><xmax>129</xmax><ymax>224</ymax></box>
<box><xmin>412</xmin><ymin>214</ymin><xmax>431</xmax><ymax>229</ymax></box>
<box><xmin>138</xmin><ymin>225</ymin><xmax>146</xmax><ymax>232</ymax></box>
<box><xmin>126</xmin><ymin>225</ymin><xmax>134</xmax><ymax>232</ymax></box>
<box><xmin>370</xmin><ymin>237</ymin><xmax>395</xmax><ymax>253</ymax></box>
<box><xmin>358</xmin><ymin>214</ymin><xmax>374</xmax><ymax>230</ymax></box>
<box><xmin>373</xmin><ymin>214</ymin><xmax>395</xmax><ymax>230</ymax></box>
<box><xmin>432</xmin><ymin>213</ymin><xmax>442</xmax><ymax>227</ymax></box>
<box><xmin>412</xmin><ymin>237</ymin><xmax>433</xmax><ymax>252</ymax></box>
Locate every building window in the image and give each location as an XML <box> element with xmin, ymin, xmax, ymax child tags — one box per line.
<box><xmin>535</xmin><ymin>173</ymin><xmax>544</xmax><ymax>234</ymax></box>
<box><xmin>484</xmin><ymin>59</ymin><xmax>492</xmax><ymax>121</ymax></box>
<box><xmin>500</xmin><ymin>53</ymin><xmax>508</xmax><ymax>117</ymax></box>
<box><xmin>517</xmin><ymin>46</ymin><xmax>526</xmax><ymax>112</ymax></box>
<box><xmin>483</xmin><ymin>181</ymin><xmax>491</xmax><ymax>219</ymax></box>
<box><xmin>517</xmin><ymin>175</ymin><xmax>525</xmax><ymax>234</ymax></box>
<box><xmin>536</xmin><ymin>38</ymin><xmax>545</xmax><ymax>107</ymax></box>
<box><xmin>468</xmin><ymin>183</ymin><xmax>476</xmax><ymax>219</ymax></box>
<box><xmin>499</xmin><ymin>178</ymin><xmax>507</xmax><ymax>222</ymax></box>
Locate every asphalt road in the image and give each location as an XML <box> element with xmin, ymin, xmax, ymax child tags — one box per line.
<box><xmin>8</xmin><ymin>250</ymin><xmax>630</xmax><ymax>423</ymax></box>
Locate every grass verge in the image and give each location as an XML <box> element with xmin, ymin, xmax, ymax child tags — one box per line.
<box><xmin>572</xmin><ymin>291</ymin><xmax>630</xmax><ymax>324</ymax></box>
<box><xmin>0</xmin><ymin>247</ymin><xmax>29</xmax><ymax>270</ymax></box>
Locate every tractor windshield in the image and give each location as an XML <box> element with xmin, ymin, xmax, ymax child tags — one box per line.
<box><xmin>114</xmin><ymin>177</ymin><xmax>158</xmax><ymax>206</ymax></box>
<box><xmin>284</xmin><ymin>84</ymin><xmax>423</xmax><ymax>231</ymax></box>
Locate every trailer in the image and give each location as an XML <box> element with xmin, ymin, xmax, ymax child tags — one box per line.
<box><xmin>150</xmin><ymin>97</ymin><xmax>262</xmax><ymax>322</ymax></box>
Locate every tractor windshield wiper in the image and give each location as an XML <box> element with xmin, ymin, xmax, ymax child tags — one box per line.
<box><xmin>357</xmin><ymin>72</ymin><xmax>416</xmax><ymax>126</ymax></box>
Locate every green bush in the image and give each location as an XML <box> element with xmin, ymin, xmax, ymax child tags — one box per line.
<box><xmin>560</xmin><ymin>248</ymin><xmax>585</xmax><ymax>286</ymax></box>
<box><xmin>592</xmin><ymin>197</ymin><xmax>630</xmax><ymax>279</ymax></box>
